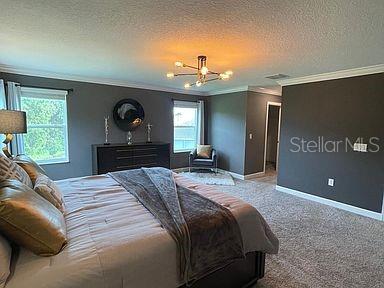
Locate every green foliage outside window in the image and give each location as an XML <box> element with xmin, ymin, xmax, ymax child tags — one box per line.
<box><xmin>21</xmin><ymin>96</ymin><xmax>68</xmax><ymax>163</ymax></box>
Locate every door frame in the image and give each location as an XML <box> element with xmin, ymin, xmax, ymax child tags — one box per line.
<box><xmin>263</xmin><ymin>101</ymin><xmax>282</xmax><ymax>174</ymax></box>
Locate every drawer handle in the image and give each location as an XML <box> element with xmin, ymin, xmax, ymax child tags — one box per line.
<box><xmin>116</xmin><ymin>156</ymin><xmax>134</xmax><ymax>160</ymax></box>
<box><xmin>116</xmin><ymin>164</ymin><xmax>141</xmax><ymax>169</ymax></box>
<box><xmin>133</xmin><ymin>154</ymin><xmax>158</xmax><ymax>158</ymax></box>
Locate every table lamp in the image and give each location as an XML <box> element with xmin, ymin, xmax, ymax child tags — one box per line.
<box><xmin>0</xmin><ymin>110</ymin><xmax>27</xmax><ymax>158</ymax></box>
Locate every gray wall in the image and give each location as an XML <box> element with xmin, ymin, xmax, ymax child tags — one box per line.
<box><xmin>0</xmin><ymin>72</ymin><xmax>205</xmax><ymax>180</ymax></box>
<box><xmin>207</xmin><ymin>92</ymin><xmax>247</xmax><ymax>175</ymax></box>
<box><xmin>244</xmin><ymin>91</ymin><xmax>282</xmax><ymax>175</ymax></box>
<box><xmin>207</xmin><ymin>91</ymin><xmax>281</xmax><ymax>175</ymax></box>
<box><xmin>278</xmin><ymin>73</ymin><xmax>384</xmax><ymax>213</ymax></box>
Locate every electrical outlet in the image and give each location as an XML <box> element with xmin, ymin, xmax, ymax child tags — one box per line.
<box><xmin>328</xmin><ymin>178</ymin><xmax>335</xmax><ymax>187</ymax></box>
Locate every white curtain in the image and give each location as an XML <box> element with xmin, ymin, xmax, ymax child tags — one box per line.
<box><xmin>198</xmin><ymin>100</ymin><xmax>205</xmax><ymax>144</ymax></box>
<box><xmin>6</xmin><ymin>81</ymin><xmax>25</xmax><ymax>155</ymax></box>
<box><xmin>0</xmin><ymin>80</ymin><xmax>5</xmax><ymax>109</ymax></box>
<box><xmin>0</xmin><ymin>80</ymin><xmax>6</xmax><ymax>145</ymax></box>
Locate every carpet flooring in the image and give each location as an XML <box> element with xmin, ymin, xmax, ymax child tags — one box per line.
<box><xmin>180</xmin><ymin>171</ymin><xmax>235</xmax><ymax>185</ymax></box>
<box><xmin>217</xmin><ymin>171</ymin><xmax>384</xmax><ymax>288</ymax></box>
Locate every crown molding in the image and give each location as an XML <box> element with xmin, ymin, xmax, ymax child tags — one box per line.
<box><xmin>0</xmin><ymin>64</ymin><xmax>284</xmax><ymax>97</ymax></box>
<box><xmin>0</xmin><ymin>64</ymin><xmax>204</xmax><ymax>96</ymax></box>
<box><xmin>207</xmin><ymin>85</ymin><xmax>282</xmax><ymax>96</ymax></box>
<box><xmin>207</xmin><ymin>86</ymin><xmax>249</xmax><ymax>96</ymax></box>
<box><xmin>278</xmin><ymin>64</ymin><xmax>384</xmax><ymax>86</ymax></box>
<box><xmin>248</xmin><ymin>86</ymin><xmax>282</xmax><ymax>96</ymax></box>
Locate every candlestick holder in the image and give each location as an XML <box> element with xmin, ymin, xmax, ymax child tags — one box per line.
<box><xmin>146</xmin><ymin>123</ymin><xmax>153</xmax><ymax>143</ymax></box>
<box><xmin>104</xmin><ymin>116</ymin><xmax>110</xmax><ymax>145</ymax></box>
<box><xmin>127</xmin><ymin>131</ymin><xmax>133</xmax><ymax>145</ymax></box>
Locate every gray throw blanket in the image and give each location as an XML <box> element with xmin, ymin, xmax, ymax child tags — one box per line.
<box><xmin>109</xmin><ymin>167</ymin><xmax>245</xmax><ymax>285</ymax></box>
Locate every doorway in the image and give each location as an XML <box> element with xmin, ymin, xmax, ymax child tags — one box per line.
<box><xmin>263</xmin><ymin>102</ymin><xmax>282</xmax><ymax>174</ymax></box>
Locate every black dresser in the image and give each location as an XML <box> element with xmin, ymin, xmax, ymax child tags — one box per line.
<box><xmin>92</xmin><ymin>142</ymin><xmax>170</xmax><ymax>175</ymax></box>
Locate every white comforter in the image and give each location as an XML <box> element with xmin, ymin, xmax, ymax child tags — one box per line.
<box><xmin>6</xmin><ymin>174</ymin><xmax>278</xmax><ymax>288</ymax></box>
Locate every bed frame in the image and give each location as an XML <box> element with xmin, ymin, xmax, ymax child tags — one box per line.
<box><xmin>180</xmin><ymin>251</ymin><xmax>265</xmax><ymax>288</ymax></box>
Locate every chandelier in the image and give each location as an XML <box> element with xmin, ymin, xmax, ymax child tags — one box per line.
<box><xmin>166</xmin><ymin>55</ymin><xmax>233</xmax><ymax>88</ymax></box>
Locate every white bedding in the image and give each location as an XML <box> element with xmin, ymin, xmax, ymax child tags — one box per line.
<box><xmin>6</xmin><ymin>174</ymin><xmax>278</xmax><ymax>288</ymax></box>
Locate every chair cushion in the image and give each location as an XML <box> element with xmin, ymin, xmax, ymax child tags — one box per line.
<box><xmin>196</xmin><ymin>145</ymin><xmax>212</xmax><ymax>159</ymax></box>
<box><xmin>192</xmin><ymin>158</ymin><xmax>215</xmax><ymax>166</ymax></box>
<box><xmin>13</xmin><ymin>154</ymin><xmax>47</xmax><ymax>185</ymax></box>
<box><xmin>34</xmin><ymin>174</ymin><xmax>65</xmax><ymax>213</ymax></box>
<box><xmin>0</xmin><ymin>179</ymin><xmax>67</xmax><ymax>256</ymax></box>
<box><xmin>0</xmin><ymin>153</ymin><xmax>33</xmax><ymax>188</ymax></box>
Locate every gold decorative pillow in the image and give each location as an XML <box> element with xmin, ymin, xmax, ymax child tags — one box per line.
<box><xmin>0</xmin><ymin>180</ymin><xmax>67</xmax><ymax>256</ymax></box>
<box><xmin>0</xmin><ymin>153</ymin><xmax>33</xmax><ymax>188</ymax></box>
<box><xmin>34</xmin><ymin>174</ymin><xmax>65</xmax><ymax>213</ymax></box>
<box><xmin>196</xmin><ymin>145</ymin><xmax>212</xmax><ymax>159</ymax></box>
<box><xmin>13</xmin><ymin>154</ymin><xmax>47</xmax><ymax>185</ymax></box>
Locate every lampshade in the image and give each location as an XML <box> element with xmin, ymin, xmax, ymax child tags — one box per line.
<box><xmin>0</xmin><ymin>110</ymin><xmax>27</xmax><ymax>134</ymax></box>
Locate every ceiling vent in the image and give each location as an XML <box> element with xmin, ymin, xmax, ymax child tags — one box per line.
<box><xmin>265</xmin><ymin>74</ymin><xmax>289</xmax><ymax>80</ymax></box>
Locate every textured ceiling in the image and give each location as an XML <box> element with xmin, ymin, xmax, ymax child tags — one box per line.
<box><xmin>0</xmin><ymin>0</ymin><xmax>383</xmax><ymax>93</ymax></box>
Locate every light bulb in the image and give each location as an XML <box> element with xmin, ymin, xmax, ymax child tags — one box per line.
<box><xmin>195</xmin><ymin>81</ymin><xmax>202</xmax><ymax>87</ymax></box>
<box><xmin>201</xmin><ymin>66</ymin><xmax>209</xmax><ymax>75</ymax></box>
<box><xmin>175</xmin><ymin>61</ymin><xmax>184</xmax><ymax>67</ymax></box>
<box><xmin>184</xmin><ymin>83</ymin><xmax>191</xmax><ymax>88</ymax></box>
<box><xmin>220</xmin><ymin>73</ymin><xmax>230</xmax><ymax>80</ymax></box>
<box><xmin>166</xmin><ymin>72</ymin><xmax>175</xmax><ymax>78</ymax></box>
<box><xmin>225</xmin><ymin>70</ymin><xmax>233</xmax><ymax>76</ymax></box>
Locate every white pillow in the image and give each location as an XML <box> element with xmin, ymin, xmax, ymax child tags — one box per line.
<box><xmin>0</xmin><ymin>234</ymin><xmax>11</xmax><ymax>288</ymax></box>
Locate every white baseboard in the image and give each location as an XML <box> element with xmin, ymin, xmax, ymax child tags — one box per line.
<box><xmin>276</xmin><ymin>185</ymin><xmax>383</xmax><ymax>221</ymax></box>
<box><xmin>220</xmin><ymin>169</ymin><xmax>245</xmax><ymax>180</ymax></box>
<box><xmin>218</xmin><ymin>169</ymin><xmax>265</xmax><ymax>180</ymax></box>
<box><xmin>244</xmin><ymin>172</ymin><xmax>265</xmax><ymax>180</ymax></box>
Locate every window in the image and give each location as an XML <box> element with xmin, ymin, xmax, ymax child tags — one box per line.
<box><xmin>173</xmin><ymin>101</ymin><xmax>203</xmax><ymax>153</ymax></box>
<box><xmin>20</xmin><ymin>87</ymin><xmax>69</xmax><ymax>164</ymax></box>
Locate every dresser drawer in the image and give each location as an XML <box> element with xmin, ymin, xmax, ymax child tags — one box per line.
<box><xmin>133</xmin><ymin>147</ymin><xmax>158</xmax><ymax>156</ymax></box>
<box><xmin>115</xmin><ymin>148</ymin><xmax>134</xmax><ymax>158</ymax></box>
<box><xmin>92</xmin><ymin>143</ymin><xmax>170</xmax><ymax>175</ymax></box>
<box><xmin>133</xmin><ymin>155</ymin><xmax>158</xmax><ymax>166</ymax></box>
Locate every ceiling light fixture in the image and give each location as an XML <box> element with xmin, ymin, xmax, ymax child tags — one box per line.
<box><xmin>166</xmin><ymin>72</ymin><xmax>175</xmax><ymax>78</ymax></box>
<box><xmin>166</xmin><ymin>55</ymin><xmax>233</xmax><ymax>88</ymax></box>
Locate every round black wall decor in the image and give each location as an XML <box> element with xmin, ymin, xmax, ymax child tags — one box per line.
<box><xmin>113</xmin><ymin>99</ymin><xmax>145</xmax><ymax>131</ymax></box>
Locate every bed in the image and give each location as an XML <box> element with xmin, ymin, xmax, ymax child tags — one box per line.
<box><xmin>5</xmin><ymin>171</ymin><xmax>278</xmax><ymax>288</ymax></box>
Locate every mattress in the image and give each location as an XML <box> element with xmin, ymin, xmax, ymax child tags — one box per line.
<box><xmin>6</xmin><ymin>173</ymin><xmax>278</xmax><ymax>288</ymax></box>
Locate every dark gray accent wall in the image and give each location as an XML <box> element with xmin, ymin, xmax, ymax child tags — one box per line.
<box><xmin>244</xmin><ymin>91</ymin><xmax>281</xmax><ymax>175</ymax></box>
<box><xmin>207</xmin><ymin>92</ymin><xmax>247</xmax><ymax>175</ymax></box>
<box><xmin>278</xmin><ymin>73</ymin><xmax>384</xmax><ymax>213</ymax></box>
<box><xmin>207</xmin><ymin>91</ymin><xmax>281</xmax><ymax>175</ymax></box>
<box><xmin>0</xmin><ymin>72</ymin><xmax>205</xmax><ymax>180</ymax></box>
